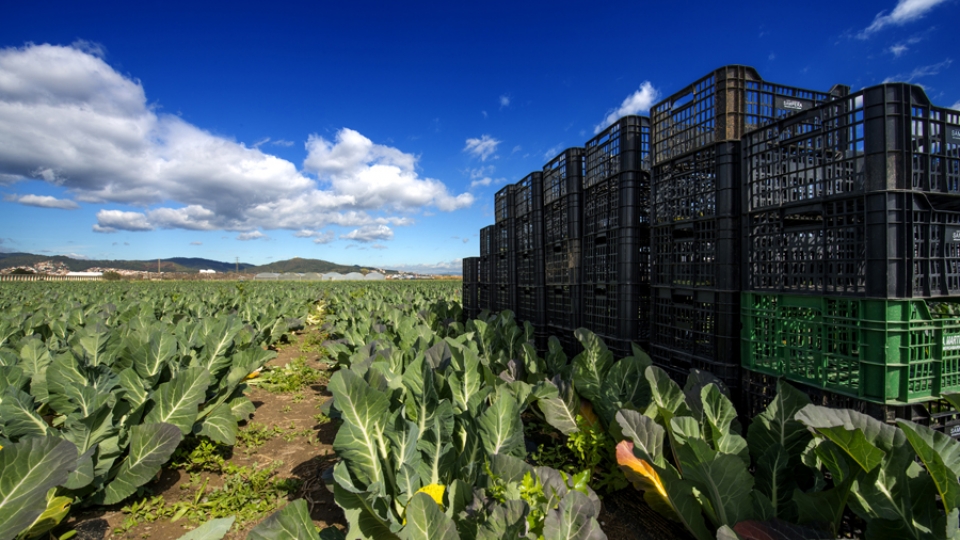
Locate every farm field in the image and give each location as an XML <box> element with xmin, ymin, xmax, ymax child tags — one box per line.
<box><xmin>2</xmin><ymin>280</ymin><xmax>960</xmax><ymax>540</ymax></box>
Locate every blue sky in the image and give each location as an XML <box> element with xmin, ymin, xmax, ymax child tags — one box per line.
<box><xmin>0</xmin><ymin>0</ymin><xmax>957</xmax><ymax>273</ymax></box>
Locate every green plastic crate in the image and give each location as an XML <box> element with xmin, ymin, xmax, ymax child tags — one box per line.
<box><xmin>741</xmin><ymin>292</ymin><xmax>960</xmax><ymax>404</ymax></box>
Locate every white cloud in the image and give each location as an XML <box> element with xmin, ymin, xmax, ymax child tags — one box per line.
<box><xmin>0</xmin><ymin>43</ymin><xmax>471</xmax><ymax>235</ymax></box>
<box><xmin>304</xmin><ymin>128</ymin><xmax>473</xmax><ymax>212</ymax></box>
<box><xmin>464</xmin><ymin>135</ymin><xmax>501</xmax><ymax>161</ymax></box>
<box><xmin>951</xmin><ymin>100</ymin><xmax>960</xmax><ymax>110</ymax></box>
<box><xmin>93</xmin><ymin>210</ymin><xmax>153</xmax><ymax>233</ymax></box>
<box><xmin>470</xmin><ymin>178</ymin><xmax>493</xmax><ymax>188</ymax></box>
<box><xmin>371</xmin><ymin>243</ymin><xmax>388</xmax><ymax>250</ymax></box>
<box><xmin>462</xmin><ymin>238</ymin><xmax>469</xmax><ymax>243</ymax></box>
<box><xmin>890</xmin><ymin>44</ymin><xmax>909</xmax><ymax>56</ymax></box>
<box><xmin>5</xmin><ymin>194</ymin><xmax>78</xmax><ymax>209</ymax></box>
<box><xmin>883</xmin><ymin>59</ymin><xmax>953</xmax><ymax>82</ymax></box>
<box><xmin>190</xmin><ymin>241</ymin><xmax>202</xmax><ymax>245</ymax></box>
<box><xmin>236</xmin><ymin>231</ymin><xmax>266</xmax><ymax>241</ymax></box>
<box><xmin>499</xmin><ymin>94</ymin><xmax>510</xmax><ymax>108</ymax></box>
<box><xmin>340</xmin><ymin>224</ymin><xmax>393</xmax><ymax>243</ymax></box>
<box><xmin>294</xmin><ymin>229</ymin><xmax>336</xmax><ymax>244</ymax></box>
<box><xmin>595</xmin><ymin>81</ymin><xmax>660</xmax><ymax>133</ymax></box>
<box><xmin>392</xmin><ymin>259</ymin><xmax>462</xmax><ymax>274</ymax></box>
<box><xmin>543</xmin><ymin>144</ymin><xmax>563</xmax><ymax>161</ymax></box>
<box><xmin>858</xmin><ymin>0</ymin><xmax>949</xmax><ymax>38</ymax></box>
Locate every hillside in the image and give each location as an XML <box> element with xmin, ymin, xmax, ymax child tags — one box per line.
<box><xmin>0</xmin><ymin>253</ymin><xmax>395</xmax><ymax>274</ymax></box>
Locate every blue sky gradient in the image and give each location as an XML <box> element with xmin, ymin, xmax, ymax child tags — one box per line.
<box><xmin>1</xmin><ymin>0</ymin><xmax>957</xmax><ymax>272</ymax></box>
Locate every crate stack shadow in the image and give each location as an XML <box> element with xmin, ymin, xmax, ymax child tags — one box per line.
<box><xmin>740</xmin><ymin>83</ymin><xmax>960</xmax><ymax>434</ymax></box>
<box><xmin>649</xmin><ymin>65</ymin><xmax>848</xmax><ymax>398</ymax></box>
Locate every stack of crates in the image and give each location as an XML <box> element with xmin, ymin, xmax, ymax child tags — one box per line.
<box><xmin>479</xmin><ymin>225</ymin><xmax>497</xmax><ymax>313</ymax></box>
<box><xmin>514</xmin><ymin>172</ymin><xmax>547</xmax><ymax>347</ymax></box>
<box><xmin>582</xmin><ymin>115</ymin><xmax>652</xmax><ymax>357</ymax></box>
<box><xmin>740</xmin><ymin>82</ymin><xmax>960</xmax><ymax>434</ymax></box>
<box><xmin>650</xmin><ymin>65</ymin><xmax>849</xmax><ymax>394</ymax></box>
<box><xmin>462</xmin><ymin>257</ymin><xmax>480</xmax><ymax>320</ymax></box>
<box><xmin>544</xmin><ymin>148</ymin><xmax>585</xmax><ymax>355</ymax></box>
<box><xmin>495</xmin><ymin>185</ymin><xmax>517</xmax><ymax>314</ymax></box>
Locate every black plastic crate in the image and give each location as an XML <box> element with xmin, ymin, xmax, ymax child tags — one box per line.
<box><xmin>462</xmin><ymin>282</ymin><xmax>478</xmax><ymax>313</ymax></box>
<box><xmin>496</xmin><ymin>184</ymin><xmax>516</xmax><ymax>224</ymax></box>
<box><xmin>479</xmin><ymin>255</ymin><xmax>495</xmax><ymax>286</ymax></box>
<box><xmin>514</xmin><ymin>172</ymin><xmax>544</xmax><ymax>219</ymax></box>
<box><xmin>652</xmin><ymin>217</ymin><xmax>739</xmax><ymax>290</ymax></box>
<box><xmin>480</xmin><ymin>225</ymin><xmax>498</xmax><ymax>257</ymax></box>
<box><xmin>743</xmin><ymin>83</ymin><xmax>960</xmax><ymax>213</ymax></box>
<box><xmin>546</xmin><ymin>285</ymin><xmax>581</xmax><ymax>330</ymax></box>
<box><xmin>651</xmin><ymin>287</ymin><xmax>740</xmax><ymax>373</ymax></box>
<box><xmin>543</xmin><ymin>148</ymin><xmax>585</xmax><ymax>204</ymax></box>
<box><xmin>741</xmin><ymin>370</ymin><xmax>959</xmax><ymax>437</ymax></box>
<box><xmin>582</xmin><ymin>226</ymin><xmax>649</xmax><ymax>286</ymax></box>
<box><xmin>516</xmin><ymin>249</ymin><xmax>544</xmax><ymax>288</ymax></box>
<box><xmin>546</xmin><ymin>328</ymin><xmax>584</xmax><ymax>359</ymax></box>
<box><xmin>478</xmin><ymin>284</ymin><xmax>495</xmax><ymax>313</ymax></box>
<box><xmin>545</xmin><ymin>239</ymin><xmax>581</xmax><ymax>287</ymax></box>
<box><xmin>496</xmin><ymin>284</ymin><xmax>515</xmax><ymax>314</ymax></box>
<box><xmin>585</xmin><ymin>115</ymin><xmax>651</xmax><ymax>188</ymax></box>
<box><xmin>495</xmin><ymin>252</ymin><xmax>515</xmax><ymax>286</ymax></box>
<box><xmin>544</xmin><ymin>194</ymin><xmax>582</xmax><ymax>245</ymax></box>
<box><xmin>743</xmin><ymin>191</ymin><xmax>960</xmax><ymax>297</ymax></box>
<box><xmin>517</xmin><ymin>285</ymin><xmax>545</xmax><ymax>328</ymax></box>
<box><xmin>515</xmin><ymin>214</ymin><xmax>544</xmax><ymax>255</ymax></box>
<box><xmin>497</xmin><ymin>220</ymin><xmax>514</xmax><ymax>256</ymax></box>
<box><xmin>582</xmin><ymin>283</ymin><xmax>650</xmax><ymax>344</ymax></box>
<box><xmin>584</xmin><ymin>171</ymin><xmax>650</xmax><ymax>236</ymax></box>
<box><xmin>654</xmin><ymin>346</ymin><xmax>742</xmax><ymax>397</ymax></box>
<box><xmin>653</xmin><ymin>141</ymin><xmax>740</xmax><ymax>225</ymax></box>
<box><xmin>651</xmin><ymin>65</ymin><xmax>848</xmax><ymax>165</ymax></box>
<box><xmin>462</xmin><ymin>257</ymin><xmax>480</xmax><ymax>283</ymax></box>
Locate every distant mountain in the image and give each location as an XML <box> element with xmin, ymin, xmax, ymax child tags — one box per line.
<box><xmin>0</xmin><ymin>253</ymin><xmax>396</xmax><ymax>274</ymax></box>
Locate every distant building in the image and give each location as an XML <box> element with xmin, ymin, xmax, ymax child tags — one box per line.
<box><xmin>199</xmin><ymin>269</ymin><xmax>216</xmax><ymax>274</ymax></box>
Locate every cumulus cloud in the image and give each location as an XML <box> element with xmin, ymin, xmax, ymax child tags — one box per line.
<box><xmin>858</xmin><ymin>0</ymin><xmax>948</xmax><ymax>38</ymax></box>
<box><xmin>236</xmin><ymin>231</ymin><xmax>266</xmax><ymax>241</ymax></box>
<box><xmin>295</xmin><ymin>229</ymin><xmax>336</xmax><ymax>244</ymax></box>
<box><xmin>93</xmin><ymin>210</ymin><xmax>153</xmax><ymax>233</ymax></box>
<box><xmin>304</xmin><ymin>128</ymin><xmax>473</xmax><ymax>212</ymax></box>
<box><xmin>5</xmin><ymin>194</ymin><xmax>78</xmax><ymax>209</ymax></box>
<box><xmin>464</xmin><ymin>135</ymin><xmax>501</xmax><ymax>161</ymax></box>
<box><xmin>596</xmin><ymin>81</ymin><xmax>660</xmax><ymax>133</ymax></box>
<box><xmin>0</xmin><ymin>43</ymin><xmax>471</xmax><ymax>235</ymax></box>
<box><xmin>340</xmin><ymin>224</ymin><xmax>393</xmax><ymax>243</ymax></box>
<box><xmin>883</xmin><ymin>58</ymin><xmax>953</xmax><ymax>82</ymax></box>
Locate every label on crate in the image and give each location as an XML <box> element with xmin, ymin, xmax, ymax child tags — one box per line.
<box><xmin>945</xmin><ymin>334</ymin><xmax>960</xmax><ymax>351</ymax></box>
<box><xmin>952</xmin><ymin>424</ymin><xmax>960</xmax><ymax>439</ymax></box>
<box><xmin>948</xmin><ymin>127</ymin><xmax>960</xmax><ymax>145</ymax></box>
<box><xmin>775</xmin><ymin>96</ymin><xmax>814</xmax><ymax>112</ymax></box>
<box><xmin>948</xmin><ymin>225</ymin><xmax>960</xmax><ymax>246</ymax></box>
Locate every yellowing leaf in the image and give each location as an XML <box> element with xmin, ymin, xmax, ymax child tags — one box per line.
<box><xmin>414</xmin><ymin>483</ymin><xmax>445</xmax><ymax>508</ymax></box>
<box><xmin>579</xmin><ymin>400</ymin><xmax>600</xmax><ymax>428</ymax></box>
<box><xmin>616</xmin><ymin>440</ymin><xmax>667</xmax><ymax>499</ymax></box>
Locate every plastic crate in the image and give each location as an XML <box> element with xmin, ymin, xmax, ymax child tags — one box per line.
<box><xmin>544</xmin><ymin>194</ymin><xmax>582</xmax><ymax>245</ymax></box>
<box><xmin>583</xmin><ymin>226</ymin><xmax>649</xmax><ymax>286</ymax></box>
<box><xmin>584</xmin><ymin>171</ymin><xmax>650</xmax><ymax>236</ymax></box>
<box><xmin>480</xmin><ymin>225</ymin><xmax>498</xmax><ymax>257</ymax></box>
<box><xmin>651</xmin><ymin>65</ymin><xmax>848</xmax><ymax>165</ymax></box>
<box><xmin>462</xmin><ymin>257</ymin><xmax>480</xmax><ymax>283</ymax></box>
<box><xmin>652</xmin><ymin>217</ymin><xmax>739</xmax><ymax>290</ymax></box>
<box><xmin>543</xmin><ymin>148</ymin><xmax>585</xmax><ymax>204</ymax></box>
<box><xmin>585</xmin><ymin>115</ymin><xmax>651</xmax><ymax>188</ymax></box>
<box><xmin>495</xmin><ymin>252</ymin><xmax>515</xmax><ymax>286</ymax></box>
<box><xmin>653</xmin><ymin>141</ymin><xmax>740</xmax><ymax>225</ymax></box>
<box><xmin>497</xmin><ymin>220</ymin><xmax>514</xmax><ymax>256</ymax></box>
<box><xmin>516</xmin><ymin>249</ymin><xmax>544</xmax><ymax>288</ymax></box>
<box><xmin>517</xmin><ymin>285</ymin><xmax>546</xmax><ymax>328</ymax></box>
<box><xmin>743</xmin><ymin>83</ymin><xmax>960</xmax><ymax>213</ymax></box>
<box><xmin>478</xmin><ymin>284</ymin><xmax>495</xmax><ymax>313</ymax></box>
<box><xmin>496</xmin><ymin>184</ymin><xmax>516</xmax><ymax>224</ymax></box>
<box><xmin>515</xmin><ymin>213</ymin><xmax>543</xmax><ymax>254</ymax></box>
<box><xmin>743</xmin><ymin>191</ymin><xmax>960</xmax><ymax>297</ymax></box>
<box><xmin>741</xmin><ymin>292</ymin><xmax>960</xmax><ymax>404</ymax></box>
<box><xmin>479</xmin><ymin>255</ymin><xmax>495</xmax><ymax>286</ymax></box>
<box><xmin>582</xmin><ymin>283</ymin><xmax>650</xmax><ymax>344</ymax></box>
<box><xmin>496</xmin><ymin>284</ymin><xmax>515</xmax><ymax>314</ymax></box>
<box><xmin>514</xmin><ymin>172</ymin><xmax>544</xmax><ymax>218</ymax></box>
<box><xmin>545</xmin><ymin>239</ymin><xmax>581</xmax><ymax>287</ymax></box>
<box><xmin>546</xmin><ymin>285</ymin><xmax>581</xmax><ymax>330</ymax></box>
<box><xmin>651</xmin><ymin>287</ymin><xmax>740</xmax><ymax>370</ymax></box>
<box><xmin>462</xmin><ymin>282</ymin><xmax>478</xmax><ymax>312</ymax></box>
<box><xmin>653</xmin><ymin>346</ymin><xmax>742</xmax><ymax>396</ymax></box>
<box><xmin>741</xmin><ymin>369</ymin><xmax>959</xmax><ymax>437</ymax></box>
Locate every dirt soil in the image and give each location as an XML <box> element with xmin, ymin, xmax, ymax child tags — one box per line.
<box><xmin>63</xmin><ymin>328</ymin><xmax>692</xmax><ymax>540</ymax></box>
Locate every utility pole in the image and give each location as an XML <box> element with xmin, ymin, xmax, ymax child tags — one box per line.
<box><xmin>235</xmin><ymin>257</ymin><xmax>239</xmax><ymax>274</ymax></box>
<box><xmin>157</xmin><ymin>258</ymin><xmax>160</xmax><ymax>274</ymax></box>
